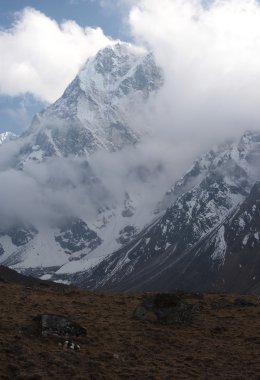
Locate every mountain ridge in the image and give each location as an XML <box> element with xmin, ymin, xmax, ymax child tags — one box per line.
<box><xmin>70</xmin><ymin>131</ymin><xmax>260</xmax><ymax>293</ymax></box>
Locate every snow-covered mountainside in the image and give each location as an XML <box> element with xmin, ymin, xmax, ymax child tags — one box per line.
<box><xmin>72</xmin><ymin>131</ymin><xmax>260</xmax><ymax>293</ymax></box>
<box><xmin>1</xmin><ymin>41</ymin><xmax>259</xmax><ymax>293</ymax></box>
<box><xmin>0</xmin><ymin>42</ymin><xmax>165</xmax><ymax>279</ymax></box>
<box><xmin>17</xmin><ymin>43</ymin><xmax>163</xmax><ymax>165</ymax></box>
<box><xmin>0</xmin><ymin>132</ymin><xmax>17</xmax><ymax>145</ymax></box>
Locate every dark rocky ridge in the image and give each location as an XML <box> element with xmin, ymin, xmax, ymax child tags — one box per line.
<box><xmin>55</xmin><ymin>218</ymin><xmax>102</xmax><ymax>255</ymax></box>
<box><xmin>0</xmin><ymin>265</ymin><xmax>65</xmax><ymax>288</ymax></box>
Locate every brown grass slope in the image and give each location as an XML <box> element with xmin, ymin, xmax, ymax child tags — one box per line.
<box><xmin>0</xmin><ymin>270</ymin><xmax>260</xmax><ymax>379</ymax></box>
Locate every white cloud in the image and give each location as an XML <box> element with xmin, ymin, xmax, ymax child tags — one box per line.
<box><xmin>0</xmin><ymin>7</ymin><xmax>114</xmax><ymax>103</ymax></box>
<box><xmin>128</xmin><ymin>0</ymin><xmax>260</xmax><ymax>152</ymax></box>
<box><xmin>3</xmin><ymin>0</ymin><xmax>260</xmax><ymax>229</ymax></box>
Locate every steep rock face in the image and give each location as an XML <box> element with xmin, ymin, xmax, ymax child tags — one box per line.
<box><xmin>204</xmin><ymin>181</ymin><xmax>260</xmax><ymax>293</ymax></box>
<box><xmin>164</xmin><ymin>182</ymin><xmax>260</xmax><ymax>293</ymax></box>
<box><xmin>55</xmin><ymin>218</ymin><xmax>102</xmax><ymax>256</ymax></box>
<box><xmin>0</xmin><ymin>224</ymin><xmax>38</xmax><ymax>248</ymax></box>
<box><xmin>226</xmin><ymin>182</ymin><xmax>260</xmax><ymax>254</ymax></box>
<box><xmin>75</xmin><ymin>131</ymin><xmax>260</xmax><ymax>293</ymax></box>
<box><xmin>18</xmin><ymin>43</ymin><xmax>163</xmax><ymax>165</ymax></box>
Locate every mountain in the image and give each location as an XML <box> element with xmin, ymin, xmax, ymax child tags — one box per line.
<box><xmin>0</xmin><ymin>42</ymin><xmax>165</xmax><ymax>280</ymax></box>
<box><xmin>17</xmin><ymin>43</ymin><xmax>163</xmax><ymax>166</ymax></box>
<box><xmin>1</xmin><ymin>41</ymin><xmax>259</xmax><ymax>294</ymax></box>
<box><xmin>0</xmin><ymin>131</ymin><xmax>17</xmax><ymax>145</ymax></box>
<box><xmin>72</xmin><ymin>131</ymin><xmax>260</xmax><ymax>293</ymax></box>
<box><xmin>186</xmin><ymin>181</ymin><xmax>260</xmax><ymax>293</ymax></box>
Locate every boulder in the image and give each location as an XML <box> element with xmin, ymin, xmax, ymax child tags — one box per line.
<box><xmin>40</xmin><ymin>314</ymin><xmax>86</xmax><ymax>337</ymax></box>
<box><xmin>233</xmin><ymin>298</ymin><xmax>255</xmax><ymax>307</ymax></box>
<box><xmin>133</xmin><ymin>293</ymin><xmax>194</xmax><ymax>324</ymax></box>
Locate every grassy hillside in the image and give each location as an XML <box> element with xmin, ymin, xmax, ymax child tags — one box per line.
<box><xmin>0</xmin><ymin>268</ymin><xmax>260</xmax><ymax>379</ymax></box>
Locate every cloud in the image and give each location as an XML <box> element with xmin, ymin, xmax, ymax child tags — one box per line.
<box><xmin>100</xmin><ymin>0</ymin><xmax>137</xmax><ymax>8</ymax></box>
<box><xmin>3</xmin><ymin>0</ymin><xmax>260</xmax><ymax>235</ymax></box>
<box><xmin>0</xmin><ymin>148</ymin><xmax>114</xmax><ymax>228</ymax></box>
<box><xmin>128</xmin><ymin>0</ymin><xmax>260</xmax><ymax>153</ymax></box>
<box><xmin>0</xmin><ymin>7</ymin><xmax>114</xmax><ymax>103</ymax></box>
<box><xmin>0</xmin><ymin>142</ymin><xmax>173</xmax><ymax>230</ymax></box>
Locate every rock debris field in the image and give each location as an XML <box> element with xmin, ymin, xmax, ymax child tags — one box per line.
<box><xmin>0</xmin><ymin>271</ymin><xmax>260</xmax><ymax>379</ymax></box>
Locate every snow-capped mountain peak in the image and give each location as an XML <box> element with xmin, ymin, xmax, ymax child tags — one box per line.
<box><xmin>0</xmin><ymin>132</ymin><xmax>17</xmax><ymax>145</ymax></box>
<box><xmin>19</xmin><ymin>42</ymin><xmax>163</xmax><ymax>164</ymax></box>
<box><xmin>79</xmin><ymin>43</ymin><xmax>148</xmax><ymax>93</ymax></box>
